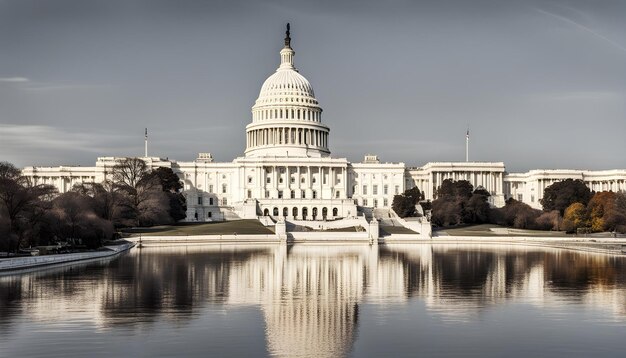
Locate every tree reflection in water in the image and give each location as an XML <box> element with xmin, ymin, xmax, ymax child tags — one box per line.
<box><xmin>0</xmin><ymin>244</ymin><xmax>625</xmax><ymax>357</ymax></box>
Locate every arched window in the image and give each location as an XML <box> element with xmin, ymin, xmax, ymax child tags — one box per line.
<box><xmin>292</xmin><ymin>207</ymin><xmax>298</xmax><ymax>218</ymax></box>
<box><xmin>322</xmin><ymin>207</ymin><xmax>328</xmax><ymax>219</ymax></box>
<box><xmin>291</xmin><ymin>190</ymin><xmax>295</xmax><ymax>199</ymax></box>
<box><xmin>263</xmin><ymin>208</ymin><xmax>269</xmax><ymax>216</ymax></box>
<box><xmin>283</xmin><ymin>207</ymin><xmax>288</xmax><ymax>217</ymax></box>
<box><xmin>312</xmin><ymin>207</ymin><xmax>318</xmax><ymax>219</ymax></box>
<box><xmin>333</xmin><ymin>208</ymin><xmax>338</xmax><ymax>217</ymax></box>
<box><xmin>273</xmin><ymin>207</ymin><xmax>279</xmax><ymax>216</ymax></box>
<box><xmin>302</xmin><ymin>207</ymin><xmax>308</xmax><ymax>219</ymax></box>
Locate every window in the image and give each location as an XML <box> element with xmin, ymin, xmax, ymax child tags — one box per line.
<box><xmin>278</xmin><ymin>191</ymin><xmax>283</xmax><ymax>199</ymax></box>
<box><xmin>247</xmin><ymin>176</ymin><xmax>253</xmax><ymax>184</ymax></box>
<box><xmin>312</xmin><ymin>190</ymin><xmax>317</xmax><ymax>199</ymax></box>
<box><xmin>301</xmin><ymin>190</ymin><xmax>306</xmax><ymax>198</ymax></box>
<box><xmin>373</xmin><ymin>185</ymin><xmax>378</xmax><ymax>195</ymax></box>
<box><xmin>312</xmin><ymin>177</ymin><xmax>317</xmax><ymax>184</ymax></box>
<box><xmin>336</xmin><ymin>191</ymin><xmax>340</xmax><ymax>198</ymax></box>
<box><xmin>301</xmin><ymin>177</ymin><xmax>305</xmax><ymax>184</ymax></box>
<box><xmin>291</xmin><ymin>176</ymin><xmax>295</xmax><ymax>184</ymax></box>
<box><xmin>383</xmin><ymin>185</ymin><xmax>388</xmax><ymax>195</ymax></box>
<box><xmin>265</xmin><ymin>190</ymin><xmax>270</xmax><ymax>198</ymax></box>
<box><xmin>517</xmin><ymin>194</ymin><xmax>523</xmax><ymax>201</ymax></box>
<box><xmin>363</xmin><ymin>199</ymin><xmax>368</xmax><ymax>206</ymax></box>
<box><xmin>209</xmin><ymin>198</ymin><xmax>214</xmax><ymax>205</ymax></box>
<box><xmin>209</xmin><ymin>185</ymin><xmax>213</xmax><ymax>193</ymax></box>
<box><xmin>247</xmin><ymin>190</ymin><xmax>252</xmax><ymax>199</ymax></box>
<box><xmin>362</xmin><ymin>185</ymin><xmax>367</xmax><ymax>195</ymax></box>
<box><xmin>383</xmin><ymin>198</ymin><xmax>388</xmax><ymax>207</ymax></box>
<box><xmin>222</xmin><ymin>198</ymin><xmax>228</xmax><ymax>205</ymax></box>
<box><xmin>222</xmin><ymin>184</ymin><xmax>227</xmax><ymax>193</ymax></box>
<box><xmin>207</xmin><ymin>212</ymin><xmax>212</xmax><ymax>218</ymax></box>
<box><xmin>395</xmin><ymin>185</ymin><xmax>400</xmax><ymax>195</ymax></box>
<box><xmin>267</xmin><ymin>177</ymin><xmax>271</xmax><ymax>184</ymax></box>
<box><xmin>197</xmin><ymin>196</ymin><xmax>203</xmax><ymax>205</ymax></box>
<box><xmin>374</xmin><ymin>199</ymin><xmax>378</xmax><ymax>208</ymax></box>
<box><xmin>279</xmin><ymin>177</ymin><xmax>284</xmax><ymax>184</ymax></box>
<box><xmin>291</xmin><ymin>190</ymin><xmax>295</xmax><ymax>199</ymax></box>
<box><xmin>531</xmin><ymin>195</ymin><xmax>535</xmax><ymax>203</ymax></box>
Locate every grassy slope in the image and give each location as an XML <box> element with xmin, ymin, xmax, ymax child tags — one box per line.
<box><xmin>123</xmin><ymin>220</ymin><xmax>274</xmax><ymax>236</ymax></box>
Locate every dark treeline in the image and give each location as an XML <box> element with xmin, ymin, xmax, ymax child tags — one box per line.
<box><xmin>0</xmin><ymin>158</ymin><xmax>186</xmax><ymax>253</ymax></box>
<box><xmin>394</xmin><ymin>178</ymin><xmax>626</xmax><ymax>234</ymax></box>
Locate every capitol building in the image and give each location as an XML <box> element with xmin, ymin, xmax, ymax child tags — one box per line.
<box><xmin>22</xmin><ymin>26</ymin><xmax>626</xmax><ymax>223</ymax></box>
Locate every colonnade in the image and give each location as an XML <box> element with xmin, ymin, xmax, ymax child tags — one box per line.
<box><xmin>255</xmin><ymin>165</ymin><xmax>347</xmax><ymax>200</ymax></box>
<box><xmin>247</xmin><ymin>127</ymin><xmax>328</xmax><ymax>149</ymax></box>
<box><xmin>430</xmin><ymin>171</ymin><xmax>503</xmax><ymax>198</ymax></box>
<box><xmin>252</xmin><ymin>107</ymin><xmax>321</xmax><ymax>122</ymax></box>
<box><xmin>585</xmin><ymin>180</ymin><xmax>626</xmax><ymax>193</ymax></box>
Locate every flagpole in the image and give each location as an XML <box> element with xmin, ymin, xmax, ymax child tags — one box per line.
<box><xmin>465</xmin><ymin>128</ymin><xmax>469</xmax><ymax>162</ymax></box>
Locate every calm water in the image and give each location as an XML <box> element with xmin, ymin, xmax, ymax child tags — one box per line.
<box><xmin>1</xmin><ymin>244</ymin><xmax>625</xmax><ymax>358</ymax></box>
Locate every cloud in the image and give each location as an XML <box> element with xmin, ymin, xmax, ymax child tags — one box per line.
<box><xmin>22</xmin><ymin>83</ymin><xmax>113</xmax><ymax>91</ymax></box>
<box><xmin>0</xmin><ymin>124</ymin><xmax>136</xmax><ymax>158</ymax></box>
<box><xmin>0</xmin><ymin>77</ymin><xmax>29</xmax><ymax>82</ymax></box>
<box><xmin>535</xmin><ymin>7</ymin><xmax>626</xmax><ymax>54</ymax></box>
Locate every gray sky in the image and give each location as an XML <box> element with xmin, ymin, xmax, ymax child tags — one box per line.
<box><xmin>1</xmin><ymin>0</ymin><xmax>625</xmax><ymax>172</ymax></box>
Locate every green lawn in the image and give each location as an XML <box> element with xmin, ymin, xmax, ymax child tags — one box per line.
<box><xmin>123</xmin><ymin>220</ymin><xmax>274</xmax><ymax>236</ymax></box>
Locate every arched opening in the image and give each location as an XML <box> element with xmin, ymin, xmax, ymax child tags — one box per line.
<box><xmin>312</xmin><ymin>207</ymin><xmax>318</xmax><ymax>220</ymax></box>
<box><xmin>282</xmin><ymin>207</ymin><xmax>288</xmax><ymax>217</ymax></box>
<box><xmin>273</xmin><ymin>207</ymin><xmax>279</xmax><ymax>216</ymax></box>
<box><xmin>302</xmin><ymin>207</ymin><xmax>308</xmax><ymax>220</ymax></box>
<box><xmin>322</xmin><ymin>207</ymin><xmax>328</xmax><ymax>220</ymax></box>
<box><xmin>292</xmin><ymin>207</ymin><xmax>298</xmax><ymax>219</ymax></box>
<box><xmin>263</xmin><ymin>208</ymin><xmax>269</xmax><ymax>216</ymax></box>
<box><xmin>333</xmin><ymin>207</ymin><xmax>338</xmax><ymax>217</ymax></box>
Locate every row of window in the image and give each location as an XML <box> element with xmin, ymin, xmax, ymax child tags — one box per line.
<box><xmin>255</xmin><ymin>176</ymin><xmax>340</xmax><ymax>185</ymax></box>
<box><xmin>197</xmin><ymin>197</ymin><xmax>227</xmax><ymax>206</ymax></box>
<box><xmin>356</xmin><ymin>184</ymin><xmax>400</xmax><ymax>196</ymax></box>
<box><xmin>264</xmin><ymin>206</ymin><xmax>339</xmax><ymax>219</ymax></box>
<box><xmin>250</xmin><ymin>189</ymin><xmax>342</xmax><ymax>199</ymax></box>
<box><xmin>357</xmin><ymin>198</ymin><xmax>389</xmax><ymax>208</ymax></box>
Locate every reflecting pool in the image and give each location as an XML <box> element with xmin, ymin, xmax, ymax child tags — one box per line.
<box><xmin>1</xmin><ymin>244</ymin><xmax>625</xmax><ymax>357</ymax></box>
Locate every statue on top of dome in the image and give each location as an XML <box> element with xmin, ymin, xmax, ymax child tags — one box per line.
<box><xmin>285</xmin><ymin>23</ymin><xmax>291</xmax><ymax>47</ymax></box>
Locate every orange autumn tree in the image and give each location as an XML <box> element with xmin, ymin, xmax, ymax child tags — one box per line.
<box><xmin>587</xmin><ymin>191</ymin><xmax>615</xmax><ymax>232</ymax></box>
<box><xmin>561</xmin><ymin>202</ymin><xmax>588</xmax><ymax>233</ymax></box>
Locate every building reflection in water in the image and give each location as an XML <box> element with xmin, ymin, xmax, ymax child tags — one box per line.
<box><xmin>1</xmin><ymin>243</ymin><xmax>625</xmax><ymax>355</ymax></box>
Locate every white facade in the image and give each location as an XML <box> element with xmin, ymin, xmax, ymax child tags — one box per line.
<box><xmin>20</xmin><ymin>27</ymin><xmax>626</xmax><ymax>220</ymax></box>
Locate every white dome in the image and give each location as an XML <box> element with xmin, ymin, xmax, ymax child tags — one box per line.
<box><xmin>245</xmin><ymin>25</ymin><xmax>330</xmax><ymax>158</ymax></box>
<box><xmin>255</xmin><ymin>69</ymin><xmax>317</xmax><ymax>106</ymax></box>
